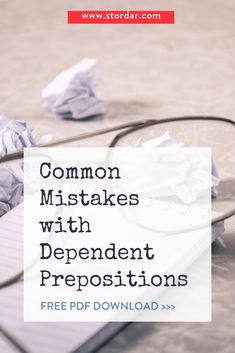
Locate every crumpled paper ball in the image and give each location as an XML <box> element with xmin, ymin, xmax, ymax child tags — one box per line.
<box><xmin>0</xmin><ymin>115</ymin><xmax>36</xmax><ymax>157</ymax></box>
<box><xmin>0</xmin><ymin>164</ymin><xmax>23</xmax><ymax>217</ymax></box>
<box><xmin>0</xmin><ymin>115</ymin><xmax>36</xmax><ymax>216</ymax></box>
<box><xmin>141</xmin><ymin>131</ymin><xmax>220</xmax><ymax>202</ymax></box>
<box><xmin>42</xmin><ymin>58</ymin><xmax>106</xmax><ymax>120</ymax></box>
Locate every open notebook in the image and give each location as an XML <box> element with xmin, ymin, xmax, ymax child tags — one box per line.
<box><xmin>0</xmin><ymin>202</ymin><xmax>224</xmax><ymax>352</ymax></box>
<box><xmin>0</xmin><ymin>203</ymin><xmax>127</xmax><ymax>353</ymax></box>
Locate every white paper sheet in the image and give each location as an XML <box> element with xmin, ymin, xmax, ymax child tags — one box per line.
<box><xmin>42</xmin><ymin>58</ymin><xmax>105</xmax><ymax>120</ymax></box>
<box><xmin>0</xmin><ymin>204</ymin><xmax>105</xmax><ymax>353</ymax></box>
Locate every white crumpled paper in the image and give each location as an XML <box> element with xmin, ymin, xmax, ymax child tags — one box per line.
<box><xmin>0</xmin><ymin>115</ymin><xmax>36</xmax><ymax>157</ymax></box>
<box><xmin>141</xmin><ymin>131</ymin><xmax>223</xmax><ymax>241</ymax></box>
<box><xmin>0</xmin><ymin>163</ymin><xmax>23</xmax><ymax>216</ymax></box>
<box><xmin>142</xmin><ymin>130</ymin><xmax>220</xmax><ymax>201</ymax></box>
<box><xmin>142</xmin><ymin>130</ymin><xmax>184</xmax><ymax>148</ymax></box>
<box><xmin>42</xmin><ymin>58</ymin><xmax>106</xmax><ymax>120</ymax></box>
<box><xmin>0</xmin><ymin>115</ymin><xmax>51</xmax><ymax>216</ymax></box>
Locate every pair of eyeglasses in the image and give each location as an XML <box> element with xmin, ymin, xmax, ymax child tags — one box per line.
<box><xmin>1</xmin><ymin>115</ymin><xmax>234</xmax><ymax>223</ymax></box>
<box><xmin>1</xmin><ymin>115</ymin><xmax>235</xmax><ymax>289</ymax></box>
<box><xmin>0</xmin><ymin>115</ymin><xmax>234</xmax><ymax>353</ymax></box>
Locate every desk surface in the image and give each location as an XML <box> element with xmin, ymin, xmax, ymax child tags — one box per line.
<box><xmin>0</xmin><ymin>0</ymin><xmax>234</xmax><ymax>352</ymax></box>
